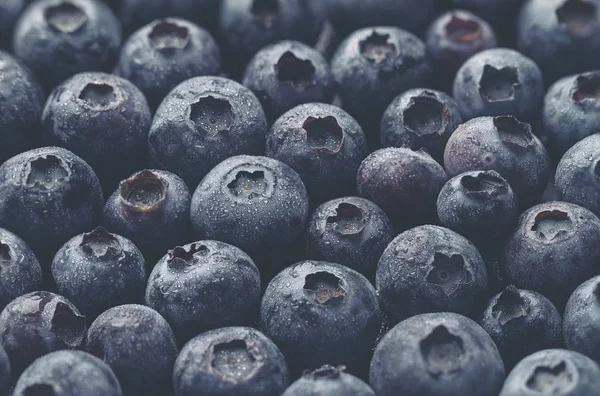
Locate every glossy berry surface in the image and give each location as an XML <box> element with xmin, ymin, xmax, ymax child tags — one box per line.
<box><xmin>148</xmin><ymin>76</ymin><xmax>268</xmax><ymax>188</ymax></box>
<box><xmin>86</xmin><ymin>304</ymin><xmax>178</xmax><ymax>395</ymax></box>
<box><xmin>370</xmin><ymin>312</ymin><xmax>505</xmax><ymax>396</ymax></box>
<box><xmin>260</xmin><ymin>260</ymin><xmax>382</xmax><ymax>374</ymax></box>
<box><xmin>266</xmin><ymin>103</ymin><xmax>368</xmax><ymax>203</ymax></box>
<box><xmin>146</xmin><ymin>240</ymin><xmax>261</xmax><ymax>343</ymax></box>
<box><xmin>115</xmin><ymin>17</ymin><xmax>221</xmax><ymax>110</ymax></box>
<box><xmin>0</xmin><ymin>291</ymin><xmax>86</xmax><ymax>375</ymax></box>
<box><xmin>173</xmin><ymin>326</ymin><xmax>289</xmax><ymax>396</ymax></box>
<box><xmin>305</xmin><ymin>196</ymin><xmax>394</xmax><ymax>281</ymax></box>
<box><xmin>564</xmin><ymin>275</ymin><xmax>600</xmax><ymax>365</ymax></box>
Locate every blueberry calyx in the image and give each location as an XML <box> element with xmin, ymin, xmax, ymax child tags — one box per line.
<box><xmin>225</xmin><ymin>166</ymin><xmax>275</xmax><ymax>200</ymax></box>
<box><xmin>78</xmin><ymin>82</ymin><xmax>121</xmax><ymax>110</ymax></box>
<box><xmin>526</xmin><ymin>361</ymin><xmax>575</xmax><ymax>393</ymax></box>
<box><xmin>460</xmin><ymin>170</ymin><xmax>507</xmax><ymax>197</ymax></box>
<box><xmin>491</xmin><ymin>285</ymin><xmax>529</xmax><ymax>326</ymax></box>
<box><xmin>190</xmin><ymin>96</ymin><xmax>235</xmax><ymax>135</ymax></box>
<box><xmin>275</xmin><ymin>51</ymin><xmax>316</xmax><ymax>90</ymax></box>
<box><xmin>251</xmin><ymin>0</ymin><xmax>279</xmax><ymax>28</ymax></box>
<box><xmin>149</xmin><ymin>19</ymin><xmax>190</xmax><ymax>52</ymax></box>
<box><xmin>445</xmin><ymin>15</ymin><xmax>482</xmax><ymax>43</ymax></box>
<box><xmin>303</xmin><ymin>116</ymin><xmax>344</xmax><ymax>155</ymax></box>
<box><xmin>22</xmin><ymin>383</ymin><xmax>57</xmax><ymax>396</ymax></box>
<box><xmin>0</xmin><ymin>242</ymin><xmax>12</xmax><ymax>266</ymax></box>
<box><xmin>51</xmin><ymin>301</ymin><xmax>86</xmax><ymax>347</ymax></box>
<box><xmin>572</xmin><ymin>74</ymin><xmax>600</xmax><ymax>103</ymax></box>
<box><xmin>44</xmin><ymin>2</ymin><xmax>88</xmax><ymax>34</ymax></box>
<box><xmin>420</xmin><ymin>325</ymin><xmax>465</xmax><ymax>376</ymax></box>
<box><xmin>360</xmin><ymin>31</ymin><xmax>396</xmax><ymax>64</ymax></box>
<box><xmin>167</xmin><ymin>243</ymin><xmax>209</xmax><ymax>271</ymax></box>
<box><xmin>479</xmin><ymin>65</ymin><xmax>520</xmax><ymax>102</ymax></box>
<box><xmin>403</xmin><ymin>93</ymin><xmax>448</xmax><ymax>137</ymax></box>
<box><xmin>556</xmin><ymin>0</ymin><xmax>597</xmax><ymax>38</ymax></box>
<box><xmin>326</xmin><ymin>203</ymin><xmax>365</xmax><ymax>235</ymax></box>
<box><xmin>303</xmin><ymin>365</ymin><xmax>346</xmax><ymax>379</ymax></box>
<box><xmin>79</xmin><ymin>227</ymin><xmax>123</xmax><ymax>259</ymax></box>
<box><xmin>303</xmin><ymin>271</ymin><xmax>347</xmax><ymax>304</ymax></box>
<box><xmin>119</xmin><ymin>170</ymin><xmax>168</xmax><ymax>212</ymax></box>
<box><xmin>24</xmin><ymin>155</ymin><xmax>71</xmax><ymax>189</ymax></box>
<box><xmin>530</xmin><ymin>210</ymin><xmax>573</xmax><ymax>241</ymax></box>
<box><xmin>493</xmin><ymin>116</ymin><xmax>534</xmax><ymax>150</ymax></box>
<box><xmin>209</xmin><ymin>339</ymin><xmax>263</xmax><ymax>382</ymax></box>
<box><xmin>426</xmin><ymin>253</ymin><xmax>473</xmax><ymax>296</ymax></box>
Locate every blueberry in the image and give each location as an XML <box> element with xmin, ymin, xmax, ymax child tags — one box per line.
<box><xmin>281</xmin><ymin>365</ymin><xmax>375</xmax><ymax>396</ymax></box>
<box><xmin>542</xmin><ymin>71</ymin><xmax>600</xmax><ymax>160</ymax></box>
<box><xmin>518</xmin><ymin>0</ymin><xmax>600</xmax><ymax>83</ymax></box>
<box><xmin>564</xmin><ymin>275</ymin><xmax>600</xmax><ymax>365</ymax></box>
<box><xmin>436</xmin><ymin>170</ymin><xmax>519</xmax><ymax>250</ymax></box>
<box><xmin>103</xmin><ymin>169</ymin><xmax>193</xmax><ymax>265</ymax></box>
<box><xmin>0</xmin><ymin>0</ymin><xmax>26</xmax><ymax>49</ymax></box>
<box><xmin>116</xmin><ymin>18</ymin><xmax>221</xmax><ymax>110</ymax></box>
<box><xmin>0</xmin><ymin>228</ymin><xmax>43</xmax><ymax>311</ymax></box>
<box><xmin>425</xmin><ymin>10</ymin><xmax>497</xmax><ymax>89</ymax></box>
<box><xmin>218</xmin><ymin>0</ymin><xmax>326</xmax><ymax>72</ymax></box>
<box><xmin>501</xmin><ymin>201</ymin><xmax>600</xmax><ymax>308</ymax></box>
<box><xmin>444</xmin><ymin>116</ymin><xmax>551</xmax><ymax>208</ymax></box>
<box><xmin>173</xmin><ymin>326</ymin><xmax>289</xmax><ymax>396</ymax></box>
<box><xmin>148</xmin><ymin>77</ymin><xmax>268</xmax><ymax>188</ymax></box>
<box><xmin>0</xmin><ymin>50</ymin><xmax>44</xmax><ymax>164</ymax></box>
<box><xmin>51</xmin><ymin>227</ymin><xmax>146</xmax><ymax>319</ymax></box>
<box><xmin>146</xmin><ymin>240</ymin><xmax>261</xmax><ymax>343</ymax></box>
<box><xmin>13</xmin><ymin>0</ymin><xmax>122</xmax><ymax>92</ymax></box>
<box><xmin>555</xmin><ymin>134</ymin><xmax>600</xmax><ymax>217</ymax></box>
<box><xmin>42</xmin><ymin>72</ymin><xmax>152</xmax><ymax>193</ymax></box>
<box><xmin>453</xmin><ymin>48</ymin><xmax>544</xmax><ymax>121</ymax></box>
<box><xmin>356</xmin><ymin>147</ymin><xmax>448</xmax><ymax>229</ymax></box>
<box><xmin>305</xmin><ymin>197</ymin><xmax>394</xmax><ymax>282</ymax></box>
<box><xmin>266</xmin><ymin>103</ymin><xmax>367</xmax><ymax>203</ymax></box>
<box><xmin>377</xmin><ymin>225</ymin><xmax>488</xmax><ymax>323</ymax></box>
<box><xmin>499</xmin><ymin>349</ymin><xmax>600</xmax><ymax>396</ymax></box>
<box><xmin>370</xmin><ymin>312</ymin><xmax>505</xmax><ymax>396</ymax></box>
<box><xmin>0</xmin><ymin>147</ymin><xmax>104</xmax><ymax>263</ymax></box>
<box><xmin>243</xmin><ymin>41</ymin><xmax>334</xmax><ymax>122</ymax></box>
<box><xmin>380</xmin><ymin>88</ymin><xmax>463</xmax><ymax>163</ymax></box>
<box><xmin>86</xmin><ymin>304</ymin><xmax>178</xmax><ymax>395</ymax></box>
<box><xmin>331</xmin><ymin>26</ymin><xmax>432</xmax><ymax>128</ymax></box>
<box><xmin>447</xmin><ymin>0</ymin><xmax>522</xmax><ymax>37</ymax></box>
<box><xmin>479</xmin><ymin>285</ymin><xmax>563</xmax><ymax>370</ymax></box>
<box><xmin>0</xmin><ymin>291</ymin><xmax>86</xmax><ymax>375</ymax></box>
<box><xmin>190</xmin><ymin>155</ymin><xmax>308</xmax><ymax>270</ymax></box>
<box><xmin>325</xmin><ymin>0</ymin><xmax>435</xmax><ymax>36</ymax></box>
<box><xmin>0</xmin><ymin>345</ymin><xmax>10</xmax><ymax>396</ymax></box>
<box><xmin>12</xmin><ymin>350</ymin><xmax>122</xmax><ymax>396</ymax></box>
<box><xmin>260</xmin><ymin>260</ymin><xmax>382</xmax><ymax>374</ymax></box>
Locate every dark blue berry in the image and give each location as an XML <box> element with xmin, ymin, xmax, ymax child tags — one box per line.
<box><xmin>564</xmin><ymin>275</ymin><xmax>600</xmax><ymax>365</ymax></box>
<box><xmin>282</xmin><ymin>365</ymin><xmax>375</xmax><ymax>396</ymax></box>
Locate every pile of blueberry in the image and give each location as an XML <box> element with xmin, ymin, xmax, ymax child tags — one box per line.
<box><xmin>2</xmin><ymin>0</ymin><xmax>600</xmax><ymax>395</ymax></box>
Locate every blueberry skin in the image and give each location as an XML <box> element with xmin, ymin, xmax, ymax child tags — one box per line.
<box><xmin>542</xmin><ymin>71</ymin><xmax>600</xmax><ymax>160</ymax></box>
<box><xmin>0</xmin><ymin>0</ymin><xmax>26</xmax><ymax>49</ymax></box>
<box><xmin>377</xmin><ymin>225</ymin><xmax>488</xmax><ymax>323</ymax></box>
<box><xmin>380</xmin><ymin>88</ymin><xmax>463</xmax><ymax>163</ymax></box>
<box><xmin>190</xmin><ymin>155</ymin><xmax>308</xmax><ymax>264</ymax></box>
<box><xmin>356</xmin><ymin>147</ymin><xmax>448</xmax><ymax>230</ymax></box>
<box><xmin>479</xmin><ymin>285</ymin><xmax>562</xmax><ymax>370</ymax></box>
<box><xmin>218</xmin><ymin>0</ymin><xmax>325</xmax><ymax>69</ymax></box>
<box><xmin>104</xmin><ymin>169</ymin><xmax>193</xmax><ymax>265</ymax></box>
<box><xmin>0</xmin><ymin>147</ymin><xmax>104</xmax><ymax>263</ymax></box>
<box><xmin>326</xmin><ymin>0</ymin><xmax>435</xmax><ymax>36</ymax></box>
<box><xmin>555</xmin><ymin>134</ymin><xmax>600</xmax><ymax>217</ymax></box>
<box><xmin>51</xmin><ymin>227</ymin><xmax>147</xmax><ymax>319</ymax></box>
<box><xmin>42</xmin><ymin>72</ymin><xmax>152</xmax><ymax>193</ymax></box>
<box><xmin>305</xmin><ymin>197</ymin><xmax>394</xmax><ymax>282</ymax></box>
<box><xmin>266</xmin><ymin>103</ymin><xmax>367</xmax><ymax>203</ymax></box>
<box><xmin>518</xmin><ymin>0</ymin><xmax>600</xmax><ymax>83</ymax></box>
<box><xmin>499</xmin><ymin>349</ymin><xmax>600</xmax><ymax>396</ymax></box>
<box><xmin>501</xmin><ymin>201</ymin><xmax>600</xmax><ymax>309</ymax></box>
<box><xmin>370</xmin><ymin>312</ymin><xmax>505</xmax><ymax>396</ymax></box>
<box><xmin>281</xmin><ymin>365</ymin><xmax>375</xmax><ymax>396</ymax></box>
<box><xmin>0</xmin><ymin>228</ymin><xmax>43</xmax><ymax>311</ymax></box>
<box><xmin>86</xmin><ymin>304</ymin><xmax>178</xmax><ymax>396</ymax></box>
<box><xmin>453</xmin><ymin>48</ymin><xmax>544</xmax><ymax>121</ymax></box>
<box><xmin>12</xmin><ymin>0</ymin><xmax>122</xmax><ymax>92</ymax></box>
<box><xmin>173</xmin><ymin>326</ymin><xmax>289</xmax><ymax>396</ymax></box>
<box><xmin>116</xmin><ymin>18</ymin><xmax>221</xmax><ymax>110</ymax></box>
<box><xmin>564</xmin><ymin>275</ymin><xmax>600</xmax><ymax>365</ymax></box>
<box><xmin>148</xmin><ymin>76</ymin><xmax>268</xmax><ymax>188</ymax></box>
<box><xmin>12</xmin><ymin>350</ymin><xmax>122</xmax><ymax>396</ymax></box>
<box><xmin>260</xmin><ymin>260</ymin><xmax>382</xmax><ymax>374</ymax></box>
<box><xmin>0</xmin><ymin>50</ymin><xmax>44</xmax><ymax>164</ymax></box>
<box><xmin>0</xmin><ymin>345</ymin><xmax>10</xmax><ymax>396</ymax></box>
<box><xmin>0</xmin><ymin>291</ymin><xmax>86</xmax><ymax>375</ymax></box>
<box><xmin>331</xmin><ymin>26</ymin><xmax>432</xmax><ymax>127</ymax></box>
<box><xmin>436</xmin><ymin>170</ymin><xmax>519</xmax><ymax>249</ymax></box>
<box><xmin>243</xmin><ymin>41</ymin><xmax>334</xmax><ymax>123</ymax></box>
<box><xmin>425</xmin><ymin>10</ymin><xmax>497</xmax><ymax>88</ymax></box>
<box><xmin>444</xmin><ymin>116</ymin><xmax>551</xmax><ymax>208</ymax></box>
<box><xmin>146</xmin><ymin>240</ymin><xmax>261</xmax><ymax>343</ymax></box>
